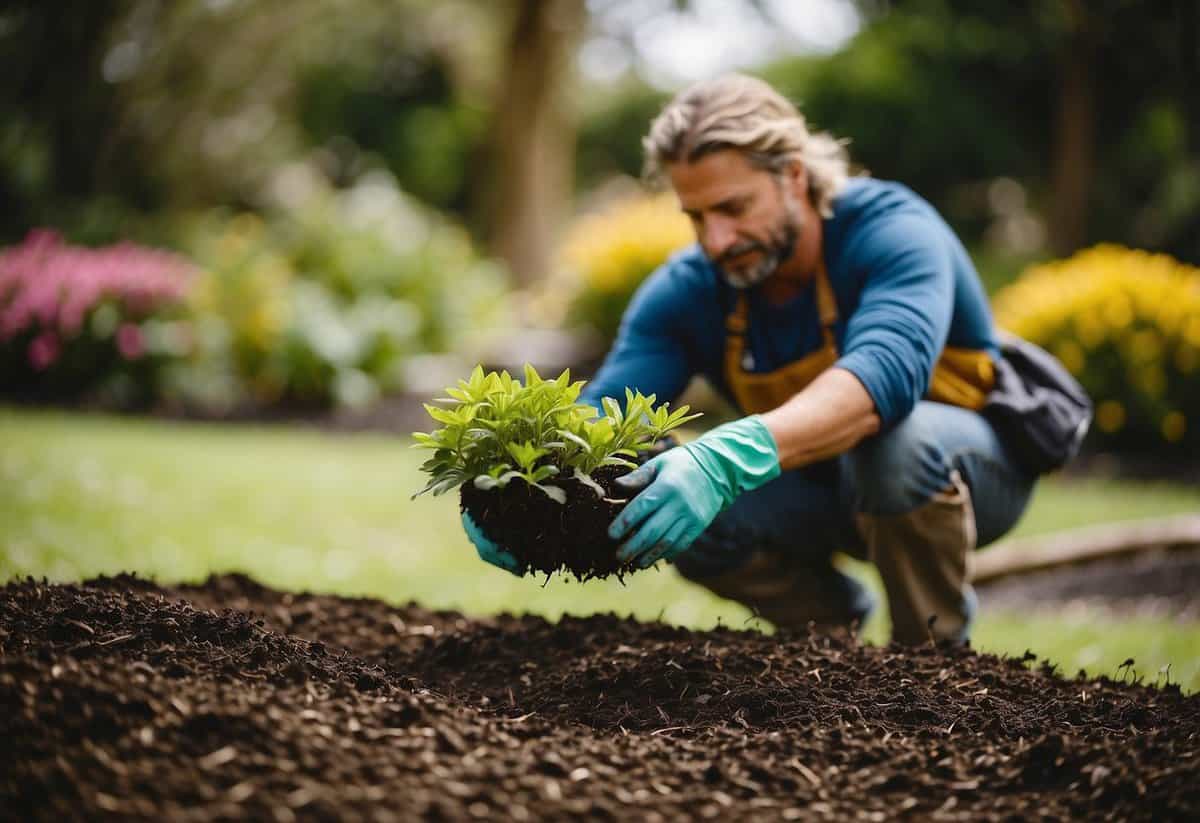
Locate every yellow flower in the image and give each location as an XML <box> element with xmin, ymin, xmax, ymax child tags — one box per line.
<box><xmin>560</xmin><ymin>192</ymin><xmax>693</xmax><ymax>296</ymax></box>
<box><xmin>1128</xmin><ymin>329</ymin><xmax>1163</xmax><ymax>363</ymax></box>
<box><xmin>1133</xmin><ymin>366</ymin><xmax>1166</xmax><ymax>399</ymax></box>
<box><xmin>1177</xmin><ymin>345</ymin><xmax>1198</xmax><ymax>375</ymax></box>
<box><xmin>1053</xmin><ymin>339</ymin><xmax>1085</xmax><ymax>375</ymax></box>
<box><xmin>1102</xmin><ymin>294</ymin><xmax>1134</xmax><ymax>331</ymax></box>
<box><xmin>1161</xmin><ymin>411</ymin><xmax>1187</xmax><ymax>443</ymax></box>
<box><xmin>992</xmin><ymin>245</ymin><xmax>1200</xmax><ymax>443</ymax></box>
<box><xmin>1185</xmin><ymin>315</ymin><xmax>1200</xmax><ymax>348</ymax></box>
<box><xmin>1073</xmin><ymin>313</ymin><xmax>1105</xmax><ymax>349</ymax></box>
<box><xmin>1095</xmin><ymin>400</ymin><xmax>1126</xmax><ymax>433</ymax></box>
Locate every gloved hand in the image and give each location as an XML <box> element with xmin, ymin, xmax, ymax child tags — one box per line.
<box><xmin>608</xmin><ymin>415</ymin><xmax>781</xmax><ymax>568</ymax></box>
<box><xmin>461</xmin><ymin>511</ymin><xmax>523</xmax><ymax>575</ymax></box>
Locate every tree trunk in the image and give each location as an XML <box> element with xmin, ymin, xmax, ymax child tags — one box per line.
<box><xmin>488</xmin><ymin>0</ymin><xmax>586</xmax><ymax>290</ymax></box>
<box><xmin>1048</xmin><ymin>0</ymin><xmax>1096</xmax><ymax>257</ymax></box>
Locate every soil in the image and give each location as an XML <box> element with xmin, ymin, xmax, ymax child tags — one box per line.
<box><xmin>978</xmin><ymin>548</ymin><xmax>1200</xmax><ymax>621</ymax></box>
<box><xmin>2</xmin><ymin>574</ymin><xmax>1198</xmax><ymax>821</ymax></box>
<box><xmin>460</xmin><ymin>465</ymin><xmax>635</xmax><ymax>580</ymax></box>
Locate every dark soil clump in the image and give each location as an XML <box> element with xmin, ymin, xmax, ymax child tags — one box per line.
<box><xmin>3</xmin><ymin>573</ymin><xmax>1198</xmax><ymax>821</ymax></box>
<box><xmin>460</xmin><ymin>465</ymin><xmax>635</xmax><ymax>580</ymax></box>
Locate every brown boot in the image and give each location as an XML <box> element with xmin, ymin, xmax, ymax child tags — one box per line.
<box><xmin>677</xmin><ymin>550</ymin><xmax>875</xmax><ymax>632</ymax></box>
<box><xmin>855</xmin><ymin>470</ymin><xmax>977</xmax><ymax>645</ymax></box>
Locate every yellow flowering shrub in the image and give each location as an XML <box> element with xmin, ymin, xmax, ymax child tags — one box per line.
<box><xmin>558</xmin><ymin>192</ymin><xmax>694</xmax><ymax>340</ymax></box>
<box><xmin>992</xmin><ymin>244</ymin><xmax>1200</xmax><ymax>451</ymax></box>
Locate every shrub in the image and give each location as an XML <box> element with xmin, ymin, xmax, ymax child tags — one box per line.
<box><xmin>412</xmin><ymin>364</ymin><xmax>699</xmax><ymax>500</ymax></box>
<box><xmin>163</xmin><ymin>171</ymin><xmax>511</xmax><ymax>412</ymax></box>
<box><xmin>992</xmin><ymin>244</ymin><xmax>1200</xmax><ymax>452</ymax></box>
<box><xmin>162</xmin><ymin>212</ymin><xmax>422</xmax><ymax>412</ymax></box>
<box><xmin>557</xmin><ymin>192</ymin><xmax>693</xmax><ymax>341</ymax></box>
<box><xmin>0</xmin><ymin>230</ymin><xmax>194</xmax><ymax>406</ymax></box>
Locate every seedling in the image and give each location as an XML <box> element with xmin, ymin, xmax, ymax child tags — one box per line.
<box><xmin>412</xmin><ymin>364</ymin><xmax>699</xmax><ymax>503</ymax></box>
<box><xmin>412</xmin><ymin>364</ymin><xmax>701</xmax><ymax>578</ymax></box>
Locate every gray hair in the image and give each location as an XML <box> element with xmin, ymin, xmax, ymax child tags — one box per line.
<box><xmin>643</xmin><ymin>74</ymin><xmax>853</xmax><ymax>217</ymax></box>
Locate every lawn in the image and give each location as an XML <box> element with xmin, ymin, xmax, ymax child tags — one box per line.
<box><xmin>2</xmin><ymin>407</ymin><xmax>1198</xmax><ymax>691</ymax></box>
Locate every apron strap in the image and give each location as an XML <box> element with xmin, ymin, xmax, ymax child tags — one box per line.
<box><xmin>724</xmin><ymin>259</ymin><xmax>839</xmax><ymax>340</ymax></box>
<box><xmin>814</xmin><ymin>260</ymin><xmax>838</xmax><ymax>348</ymax></box>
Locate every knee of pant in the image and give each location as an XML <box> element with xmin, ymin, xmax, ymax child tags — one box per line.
<box><xmin>849</xmin><ymin>413</ymin><xmax>948</xmax><ymax>516</ymax></box>
<box><xmin>673</xmin><ymin>525</ymin><xmax>746</xmax><ymax>580</ymax></box>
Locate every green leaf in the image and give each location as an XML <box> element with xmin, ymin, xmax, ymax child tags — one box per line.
<box><xmin>531</xmin><ymin>482</ymin><xmax>566</xmax><ymax>504</ymax></box>
<box><xmin>601</xmin><ymin>396</ymin><xmax>622</xmax><ymax>424</ymax></box>
<box><xmin>506</xmin><ymin>440</ymin><xmax>547</xmax><ymax>470</ymax></box>
<box><xmin>473</xmin><ymin>470</ymin><xmax>522</xmax><ymax>491</ymax></box>
<box><xmin>423</xmin><ymin>404</ymin><xmax>461</xmax><ymax>425</ymax></box>
<box><xmin>529</xmin><ymin>464</ymin><xmax>560</xmax><ymax>483</ymax></box>
<box><xmin>523</xmin><ymin>363</ymin><xmax>543</xmax><ymax>388</ymax></box>
<box><xmin>573</xmin><ymin>468</ymin><xmax>606</xmax><ymax>499</ymax></box>
<box><xmin>558</xmin><ymin>430</ymin><xmax>592</xmax><ymax>452</ymax></box>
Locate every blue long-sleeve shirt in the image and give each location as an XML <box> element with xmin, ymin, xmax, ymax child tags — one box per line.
<box><xmin>579</xmin><ymin>178</ymin><xmax>998</xmax><ymax>427</ymax></box>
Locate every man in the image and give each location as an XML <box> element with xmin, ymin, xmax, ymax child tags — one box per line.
<box><xmin>465</xmin><ymin>73</ymin><xmax>1037</xmax><ymax>645</ymax></box>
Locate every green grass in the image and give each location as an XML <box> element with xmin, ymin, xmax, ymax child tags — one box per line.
<box><xmin>2</xmin><ymin>407</ymin><xmax>1198</xmax><ymax>692</ymax></box>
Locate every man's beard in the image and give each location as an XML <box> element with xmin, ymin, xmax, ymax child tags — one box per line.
<box><xmin>712</xmin><ymin>210</ymin><xmax>801</xmax><ymax>290</ymax></box>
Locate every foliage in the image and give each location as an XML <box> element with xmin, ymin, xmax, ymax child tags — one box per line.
<box><xmin>766</xmin><ymin>2</ymin><xmax>1199</xmax><ymax>262</ymax></box>
<box><xmin>0</xmin><ymin>165</ymin><xmax>512</xmax><ymax>415</ymax></box>
<box><xmin>295</xmin><ymin>36</ymin><xmax>486</xmax><ymax>217</ymax></box>
<box><xmin>412</xmin><ymin>364</ymin><xmax>699</xmax><ymax>501</ymax></box>
<box><xmin>556</xmin><ymin>192</ymin><xmax>693</xmax><ymax>340</ymax></box>
<box><xmin>992</xmin><ymin>245</ymin><xmax>1200</xmax><ymax>451</ymax></box>
<box><xmin>266</xmin><ymin>169</ymin><xmax>511</xmax><ymax>353</ymax></box>
<box><xmin>0</xmin><ymin>0</ymin><xmax>498</xmax><ymax>245</ymax></box>
<box><xmin>158</xmin><ymin>169</ymin><xmax>511</xmax><ymax>413</ymax></box>
<box><xmin>574</xmin><ymin>84</ymin><xmax>670</xmax><ymax>195</ymax></box>
<box><xmin>576</xmin><ymin>4</ymin><xmax>1199</xmax><ymax>263</ymax></box>
<box><xmin>0</xmin><ymin>229</ymin><xmax>194</xmax><ymax>406</ymax></box>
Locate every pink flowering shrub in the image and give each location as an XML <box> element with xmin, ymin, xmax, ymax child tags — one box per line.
<box><xmin>0</xmin><ymin>230</ymin><xmax>195</xmax><ymax>406</ymax></box>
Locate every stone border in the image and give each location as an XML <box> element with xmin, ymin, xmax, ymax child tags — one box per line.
<box><xmin>973</xmin><ymin>514</ymin><xmax>1200</xmax><ymax>584</ymax></box>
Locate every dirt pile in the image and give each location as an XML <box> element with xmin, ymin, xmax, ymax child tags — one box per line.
<box><xmin>460</xmin><ymin>465</ymin><xmax>635</xmax><ymax>580</ymax></box>
<box><xmin>2</xmin><ymin>573</ymin><xmax>1197</xmax><ymax>821</ymax></box>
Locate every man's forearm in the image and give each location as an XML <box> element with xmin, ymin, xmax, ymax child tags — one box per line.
<box><xmin>758</xmin><ymin>367</ymin><xmax>881</xmax><ymax>470</ymax></box>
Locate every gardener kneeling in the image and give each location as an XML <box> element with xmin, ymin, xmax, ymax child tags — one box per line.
<box><xmin>466</xmin><ymin>74</ymin><xmax>1078</xmax><ymax>645</ymax></box>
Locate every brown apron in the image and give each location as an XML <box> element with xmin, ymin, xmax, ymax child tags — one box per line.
<box><xmin>723</xmin><ymin>262</ymin><xmax>996</xmax><ymax>415</ymax></box>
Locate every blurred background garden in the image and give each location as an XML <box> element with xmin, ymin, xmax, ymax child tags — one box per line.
<box><xmin>2</xmin><ymin>1</ymin><xmax>1198</xmax><ymax>688</ymax></box>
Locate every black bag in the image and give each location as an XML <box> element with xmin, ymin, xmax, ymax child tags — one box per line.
<box><xmin>981</xmin><ymin>331</ymin><xmax>1093</xmax><ymax>476</ymax></box>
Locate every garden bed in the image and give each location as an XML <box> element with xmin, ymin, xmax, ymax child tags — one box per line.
<box><xmin>978</xmin><ymin>547</ymin><xmax>1200</xmax><ymax>621</ymax></box>
<box><xmin>2</xmin><ymin>573</ymin><xmax>1197</xmax><ymax>821</ymax></box>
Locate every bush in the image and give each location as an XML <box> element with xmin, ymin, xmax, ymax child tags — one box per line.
<box><xmin>557</xmin><ymin>192</ymin><xmax>693</xmax><ymax>341</ymax></box>
<box><xmin>163</xmin><ymin>170</ymin><xmax>512</xmax><ymax>413</ymax></box>
<box><xmin>992</xmin><ymin>245</ymin><xmax>1200</xmax><ymax>452</ymax></box>
<box><xmin>0</xmin><ymin>230</ymin><xmax>194</xmax><ymax>407</ymax></box>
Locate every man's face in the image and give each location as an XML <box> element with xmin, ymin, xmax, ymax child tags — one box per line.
<box><xmin>667</xmin><ymin>150</ymin><xmax>802</xmax><ymax>289</ymax></box>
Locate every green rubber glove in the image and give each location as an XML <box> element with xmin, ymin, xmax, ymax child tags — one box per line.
<box><xmin>608</xmin><ymin>415</ymin><xmax>781</xmax><ymax>568</ymax></box>
<box><xmin>461</xmin><ymin>511</ymin><xmax>523</xmax><ymax>576</ymax></box>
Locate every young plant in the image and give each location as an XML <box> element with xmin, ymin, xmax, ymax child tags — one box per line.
<box><xmin>412</xmin><ymin>364</ymin><xmax>700</xmax><ymax>502</ymax></box>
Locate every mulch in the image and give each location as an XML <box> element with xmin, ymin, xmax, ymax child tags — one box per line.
<box><xmin>2</xmin><ymin>573</ymin><xmax>1197</xmax><ymax>821</ymax></box>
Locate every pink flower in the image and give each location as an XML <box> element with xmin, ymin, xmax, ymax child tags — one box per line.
<box><xmin>116</xmin><ymin>323</ymin><xmax>145</xmax><ymax>360</ymax></box>
<box><xmin>28</xmin><ymin>330</ymin><xmax>60</xmax><ymax>371</ymax></box>
<box><xmin>0</xmin><ymin>229</ymin><xmax>197</xmax><ymax>361</ymax></box>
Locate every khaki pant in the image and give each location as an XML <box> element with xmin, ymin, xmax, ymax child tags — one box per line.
<box><xmin>679</xmin><ymin>470</ymin><xmax>978</xmax><ymax>645</ymax></box>
<box><xmin>855</xmin><ymin>470</ymin><xmax>977</xmax><ymax>644</ymax></box>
